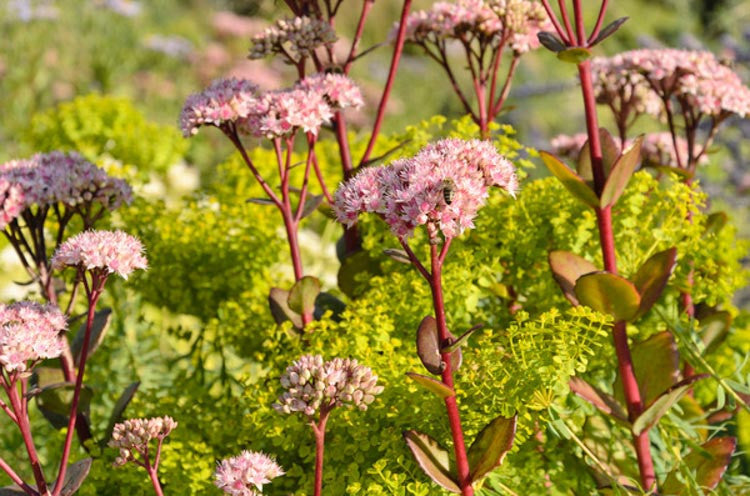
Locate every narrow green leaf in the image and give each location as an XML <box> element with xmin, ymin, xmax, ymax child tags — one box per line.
<box><xmin>614</xmin><ymin>331</ymin><xmax>679</xmax><ymax>407</ymax></box>
<box><xmin>631</xmin><ymin>248</ymin><xmax>677</xmax><ymax>318</ymax></box>
<box><xmin>699</xmin><ymin>310</ymin><xmax>732</xmax><ymax>354</ymax></box>
<box><xmin>661</xmin><ymin>437</ymin><xmax>736</xmax><ymax>494</ymax></box>
<box><xmin>556</xmin><ymin>47</ymin><xmax>592</xmax><ymax>64</ymax></box>
<box><xmin>287</xmin><ymin>276</ymin><xmax>321</xmax><ymax>316</ymax></box>
<box><xmin>632</xmin><ymin>375</ymin><xmax>708</xmax><ymax>435</ymax></box>
<box><xmin>403</xmin><ymin>431</ymin><xmax>460</xmax><ymax>493</ymax></box>
<box><xmin>537</xmin><ymin>31</ymin><xmax>566</xmax><ymax>52</ymax></box>
<box><xmin>704</xmin><ymin>211</ymin><xmax>728</xmax><ymax>236</ymax></box>
<box><xmin>540</xmin><ymin>151</ymin><xmax>599</xmax><ymax>208</ymax></box>
<box><xmin>383</xmin><ymin>248</ymin><xmax>411</xmax><ymax>264</ymax></box>
<box><xmin>71</xmin><ymin>308</ymin><xmax>112</xmax><ymax>362</ymax></box>
<box><xmin>574</xmin><ymin>272</ymin><xmax>641</xmax><ymax>321</ymax></box>
<box><xmin>441</xmin><ymin>324</ymin><xmax>482</xmax><ymax>353</ymax></box>
<box><xmin>246</xmin><ymin>197</ymin><xmax>276</xmax><ymax>206</ymax></box>
<box><xmin>600</xmin><ymin>135</ymin><xmax>643</xmax><ymax>208</ymax></box>
<box><xmin>268</xmin><ymin>288</ymin><xmax>303</xmax><ymax>328</ymax></box>
<box><xmin>406</xmin><ymin>372</ymin><xmax>455</xmax><ymax>399</ymax></box>
<box><xmin>548</xmin><ymin>251</ymin><xmax>598</xmax><ymax>306</ymax></box>
<box><xmin>590</xmin><ymin>17</ymin><xmax>629</xmax><ymax>46</ymax></box>
<box><xmin>569</xmin><ymin>377</ymin><xmax>627</xmax><ymax>422</ymax></box>
<box><xmin>467</xmin><ymin>415</ymin><xmax>517</xmax><ymax>482</ymax></box>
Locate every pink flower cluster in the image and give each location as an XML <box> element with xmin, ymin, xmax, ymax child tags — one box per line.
<box><xmin>214</xmin><ymin>451</ymin><xmax>284</xmax><ymax>496</ymax></box>
<box><xmin>334</xmin><ymin>139</ymin><xmax>517</xmax><ymax>241</ymax></box>
<box><xmin>549</xmin><ymin>133</ymin><xmax>589</xmax><ymax>161</ymax></box>
<box><xmin>640</xmin><ymin>132</ymin><xmax>707</xmax><ymax>169</ymax></box>
<box><xmin>0</xmin><ymin>301</ymin><xmax>66</xmax><ymax>373</ymax></box>
<box><xmin>591</xmin><ymin>55</ymin><xmax>663</xmax><ymax>119</ymax></box>
<box><xmin>0</xmin><ymin>152</ymin><xmax>132</xmax><ymax>230</ymax></box>
<box><xmin>400</xmin><ymin>0</ymin><xmax>549</xmax><ymax>53</ymax></box>
<box><xmin>248</xmin><ymin>16</ymin><xmax>337</xmax><ymax>62</ymax></box>
<box><xmin>51</xmin><ymin>230</ymin><xmax>148</xmax><ymax>279</ymax></box>
<box><xmin>273</xmin><ymin>354</ymin><xmax>384</xmax><ymax>417</ymax></box>
<box><xmin>613</xmin><ymin>49</ymin><xmax>750</xmax><ymax>118</ymax></box>
<box><xmin>181</xmin><ymin>74</ymin><xmax>362</xmax><ymax>138</ymax></box>
<box><xmin>109</xmin><ymin>416</ymin><xmax>178</xmax><ymax>467</ymax></box>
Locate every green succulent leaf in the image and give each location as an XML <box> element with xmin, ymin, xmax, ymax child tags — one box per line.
<box><xmin>631</xmin><ymin>247</ymin><xmax>677</xmax><ymax>318</ymax></box>
<box><xmin>574</xmin><ymin>272</ymin><xmax>641</xmax><ymax>321</ymax></box>
<box><xmin>632</xmin><ymin>375</ymin><xmax>708</xmax><ymax>435</ymax></box>
<box><xmin>403</xmin><ymin>430</ymin><xmax>460</xmax><ymax>493</ymax></box>
<box><xmin>406</xmin><ymin>372</ymin><xmax>455</xmax><ymax>399</ymax></box>
<box><xmin>600</xmin><ymin>135</ymin><xmax>643</xmax><ymax>208</ymax></box>
<box><xmin>540</xmin><ymin>151</ymin><xmax>599</xmax><ymax>208</ymax></box>
<box><xmin>548</xmin><ymin>251</ymin><xmax>598</xmax><ymax>306</ymax></box>
<box><xmin>287</xmin><ymin>276</ymin><xmax>321</xmax><ymax>316</ymax></box>
<box><xmin>556</xmin><ymin>47</ymin><xmax>592</xmax><ymax>64</ymax></box>
<box><xmin>661</xmin><ymin>437</ymin><xmax>736</xmax><ymax>494</ymax></box>
<box><xmin>268</xmin><ymin>288</ymin><xmax>303</xmax><ymax>328</ymax></box>
<box><xmin>467</xmin><ymin>415</ymin><xmax>517</xmax><ymax>482</ymax></box>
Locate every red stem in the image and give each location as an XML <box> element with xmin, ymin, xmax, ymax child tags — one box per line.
<box><xmin>539</xmin><ymin>0</ymin><xmax>571</xmax><ymax>44</ymax></box>
<box><xmin>557</xmin><ymin>0</ymin><xmax>576</xmax><ymax>44</ymax></box>
<box><xmin>54</xmin><ymin>278</ymin><xmax>104</xmax><ymax>496</ymax></box>
<box><xmin>344</xmin><ymin>0</ymin><xmax>374</xmax><ymax>74</ymax></box>
<box><xmin>587</xmin><ymin>0</ymin><xmax>610</xmax><ymax>44</ymax></box>
<box><xmin>0</xmin><ymin>454</ymin><xmax>37</xmax><ymax>496</ymax></box>
<box><xmin>359</xmin><ymin>0</ymin><xmax>413</xmax><ymax>166</ymax></box>
<box><xmin>146</xmin><ymin>465</ymin><xmax>164</xmax><ymax>496</ymax></box>
<box><xmin>578</xmin><ymin>51</ymin><xmax>656</xmax><ymax>493</ymax></box>
<box><xmin>430</xmin><ymin>244</ymin><xmax>473</xmax><ymax>495</ymax></box>
<box><xmin>6</xmin><ymin>381</ymin><xmax>48</xmax><ymax>494</ymax></box>
<box><xmin>312</xmin><ymin>408</ymin><xmax>331</xmax><ymax>496</ymax></box>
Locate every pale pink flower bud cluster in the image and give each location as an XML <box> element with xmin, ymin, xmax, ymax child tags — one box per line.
<box><xmin>51</xmin><ymin>230</ymin><xmax>148</xmax><ymax>279</ymax></box>
<box><xmin>0</xmin><ymin>301</ymin><xmax>66</xmax><ymax>373</ymax></box>
<box><xmin>214</xmin><ymin>450</ymin><xmax>284</xmax><ymax>496</ymax></box>
<box><xmin>248</xmin><ymin>16</ymin><xmax>337</xmax><ymax>62</ymax></box>
<box><xmin>0</xmin><ymin>152</ymin><xmax>132</xmax><ymax>229</ymax></box>
<box><xmin>334</xmin><ymin>139</ymin><xmax>517</xmax><ymax>241</ymax></box>
<box><xmin>591</xmin><ymin>55</ymin><xmax>663</xmax><ymax>118</ymax></box>
<box><xmin>399</xmin><ymin>0</ymin><xmax>549</xmax><ymax>54</ymax></box>
<box><xmin>549</xmin><ymin>133</ymin><xmax>589</xmax><ymax>161</ymax></box>
<box><xmin>273</xmin><ymin>354</ymin><xmax>384</xmax><ymax>417</ymax></box>
<box><xmin>109</xmin><ymin>416</ymin><xmax>177</xmax><ymax>467</ymax></box>
<box><xmin>640</xmin><ymin>132</ymin><xmax>707</xmax><ymax>169</ymax></box>
<box><xmin>179</xmin><ymin>78</ymin><xmax>260</xmax><ymax>137</ymax></box>
<box><xmin>183</xmin><ymin>74</ymin><xmax>363</xmax><ymax>139</ymax></box>
<box><xmin>616</xmin><ymin>48</ymin><xmax>750</xmax><ymax>118</ymax></box>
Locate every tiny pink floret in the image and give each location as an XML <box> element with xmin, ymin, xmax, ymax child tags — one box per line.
<box><xmin>214</xmin><ymin>450</ymin><xmax>284</xmax><ymax>496</ymax></box>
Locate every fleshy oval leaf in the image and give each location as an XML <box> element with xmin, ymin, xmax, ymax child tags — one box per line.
<box><xmin>548</xmin><ymin>251</ymin><xmax>598</xmax><ymax>306</ymax></box>
<box><xmin>540</xmin><ymin>151</ymin><xmax>599</xmax><ymax>208</ymax></box>
<box><xmin>537</xmin><ymin>31</ymin><xmax>566</xmax><ymax>52</ymax></box>
<box><xmin>574</xmin><ymin>272</ymin><xmax>641</xmax><ymax>321</ymax></box>
<box><xmin>600</xmin><ymin>135</ymin><xmax>643</xmax><ymax>208</ymax></box>
<box><xmin>417</xmin><ymin>316</ymin><xmax>443</xmax><ymax>375</ymax></box>
<box><xmin>57</xmin><ymin>458</ymin><xmax>92</xmax><ymax>496</ymax></box>
<box><xmin>632</xmin><ymin>375</ymin><xmax>708</xmax><ymax>435</ymax></box>
<box><xmin>632</xmin><ymin>248</ymin><xmax>677</xmax><ymax>318</ymax></box>
<box><xmin>614</xmin><ymin>331</ymin><xmax>679</xmax><ymax>407</ymax></box>
<box><xmin>557</xmin><ymin>47</ymin><xmax>592</xmax><ymax>64</ymax></box>
<box><xmin>661</xmin><ymin>437</ymin><xmax>736</xmax><ymax>494</ymax></box>
<box><xmin>590</xmin><ymin>17</ymin><xmax>629</xmax><ymax>46</ymax></box>
<box><xmin>403</xmin><ymin>430</ymin><xmax>460</xmax><ymax>493</ymax></box>
<box><xmin>287</xmin><ymin>276</ymin><xmax>321</xmax><ymax>316</ymax></box>
<box><xmin>569</xmin><ymin>377</ymin><xmax>627</xmax><ymax>422</ymax></box>
<box><xmin>406</xmin><ymin>372</ymin><xmax>455</xmax><ymax>399</ymax></box>
<box><xmin>268</xmin><ymin>288</ymin><xmax>303</xmax><ymax>328</ymax></box>
<box><xmin>576</xmin><ymin>128</ymin><xmax>620</xmax><ymax>182</ymax></box>
<box><xmin>467</xmin><ymin>415</ymin><xmax>517</xmax><ymax>482</ymax></box>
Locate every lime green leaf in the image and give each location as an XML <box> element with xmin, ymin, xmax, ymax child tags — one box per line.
<box><xmin>406</xmin><ymin>372</ymin><xmax>455</xmax><ymax>399</ymax></box>
<box><xmin>287</xmin><ymin>276</ymin><xmax>321</xmax><ymax>316</ymax></box>
<box><xmin>268</xmin><ymin>288</ymin><xmax>302</xmax><ymax>328</ymax></box>
<box><xmin>661</xmin><ymin>437</ymin><xmax>736</xmax><ymax>494</ymax></box>
<box><xmin>540</xmin><ymin>151</ymin><xmax>598</xmax><ymax>208</ymax></box>
<box><xmin>574</xmin><ymin>272</ymin><xmax>641</xmax><ymax>321</ymax></box>
<box><xmin>631</xmin><ymin>248</ymin><xmax>677</xmax><ymax>318</ymax></box>
<box><xmin>600</xmin><ymin>136</ymin><xmax>643</xmax><ymax>208</ymax></box>
<box><xmin>556</xmin><ymin>47</ymin><xmax>592</xmax><ymax>64</ymax></box>
<box><xmin>632</xmin><ymin>375</ymin><xmax>708</xmax><ymax>435</ymax></box>
<box><xmin>403</xmin><ymin>430</ymin><xmax>460</xmax><ymax>493</ymax></box>
<box><xmin>467</xmin><ymin>415</ymin><xmax>517</xmax><ymax>482</ymax></box>
<box><xmin>548</xmin><ymin>251</ymin><xmax>598</xmax><ymax>306</ymax></box>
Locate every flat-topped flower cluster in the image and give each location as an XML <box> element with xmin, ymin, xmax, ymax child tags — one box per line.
<box><xmin>214</xmin><ymin>450</ymin><xmax>284</xmax><ymax>496</ymax></box>
<box><xmin>109</xmin><ymin>416</ymin><xmax>178</xmax><ymax>467</ymax></box>
<box><xmin>0</xmin><ymin>151</ymin><xmax>132</xmax><ymax>230</ymax></box>
<box><xmin>0</xmin><ymin>302</ymin><xmax>67</xmax><ymax>373</ymax></box>
<box><xmin>51</xmin><ymin>230</ymin><xmax>148</xmax><ymax>279</ymax></box>
<box><xmin>335</xmin><ymin>138</ymin><xmax>517</xmax><ymax>241</ymax></box>
<box><xmin>248</xmin><ymin>16</ymin><xmax>337</xmax><ymax>62</ymax></box>
<box><xmin>180</xmin><ymin>73</ymin><xmax>362</xmax><ymax>139</ymax></box>
<box><xmin>401</xmin><ymin>0</ymin><xmax>549</xmax><ymax>53</ymax></box>
<box><xmin>273</xmin><ymin>354</ymin><xmax>384</xmax><ymax>417</ymax></box>
<box><xmin>592</xmin><ymin>49</ymin><xmax>750</xmax><ymax>118</ymax></box>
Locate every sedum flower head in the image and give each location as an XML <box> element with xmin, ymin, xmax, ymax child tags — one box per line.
<box><xmin>248</xmin><ymin>16</ymin><xmax>336</xmax><ymax>62</ymax></box>
<box><xmin>0</xmin><ymin>152</ymin><xmax>132</xmax><ymax>229</ymax></box>
<box><xmin>591</xmin><ymin>54</ymin><xmax>663</xmax><ymax>119</ymax></box>
<box><xmin>640</xmin><ymin>132</ymin><xmax>707</xmax><ymax>169</ymax></box>
<box><xmin>273</xmin><ymin>355</ymin><xmax>384</xmax><ymax>417</ymax></box>
<box><xmin>214</xmin><ymin>450</ymin><xmax>284</xmax><ymax>496</ymax></box>
<box><xmin>51</xmin><ymin>230</ymin><xmax>148</xmax><ymax>279</ymax></box>
<box><xmin>109</xmin><ymin>416</ymin><xmax>177</xmax><ymax>467</ymax></box>
<box><xmin>296</xmin><ymin>73</ymin><xmax>364</xmax><ymax>110</ymax></box>
<box><xmin>0</xmin><ymin>301</ymin><xmax>66</xmax><ymax>373</ymax></box>
<box><xmin>334</xmin><ymin>138</ymin><xmax>517</xmax><ymax>241</ymax></box>
<box><xmin>240</xmin><ymin>87</ymin><xmax>333</xmax><ymax>138</ymax></box>
<box><xmin>180</xmin><ymin>78</ymin><xmax>260</xmax><ymax>137</ymax></box>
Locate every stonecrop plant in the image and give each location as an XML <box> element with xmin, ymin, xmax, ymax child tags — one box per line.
<box><xmin>1</xmin><ymin>0</ymin><xmax>750</xmax><ymax>495</ymax></box>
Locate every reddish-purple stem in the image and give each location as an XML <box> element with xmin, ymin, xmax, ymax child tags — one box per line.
<box><xmin>6</xmin><ymin>381</ymin><xmax>47</xmax><ymax>494</ymax></box>
<box><xmin>146</xmin><ymin>465</ymin><xmax>164</xmax><ymax>496</ymax></box>
<box><xmin>312</xmin><ymin>407</ymin><xmax>331</xmax><ymax>496</ymax></box>
<box><xmin>0</xmin><ymin>454</ymin><xmax>36</xmax><ymax>496</ymax></box>
<box><xmin>359</xmin><ymin>0</ymin><xmax>413</xmax><ymax>166</ymax></box>
<box><xmin>557</xmin><ymin>0</ymin><xmax>576</xmax><ymax>44</ymax></box>
<box><xmin>430</xmin><ymin>244</ymin><xmax>473</xmax><ymax>495</ymax></box>
<box><xmin>344</xmin><ymin>0</ymin><xmax>375</xmax><ymax>73</ymax></box>
<box><xmin>539</xmin><ymin>0</ymin><xmax>571</xmax><ymax>44</ymax></box>
<box><xmin>587</xmin><ymin>0</ymin><xmax>610</xmax><ymax>43</ymax></box>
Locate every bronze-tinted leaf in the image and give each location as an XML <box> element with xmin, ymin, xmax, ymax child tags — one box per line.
<box><xmin>313</xmin><ymin>292</ymin><xmax>346</xmax><ymax>322</ymax></box>
<box><xmin>417</xmin><ymin>316</ymin><xmax>443</xmax><ymax>375</ymax></box>
<box><xmin>614</xmin><ymin>331</ymin><xmax>679</xmax><ymax>407</ymax></box>
<box><xmin>383</xmin><ymin>248</ymin><xmax>411</xmax><ymax>264</ymax></box>
<box><xmin>540</xmin><ymin>152</ymin><xmax>599</xmax><ymax>209</ymax></box>
<box><xmin>287</xmin><ymin>276</ymin><xmax>321</xmax><ymax>316</ymax></box>
<box><xmin>590</xmin><ymin>17</ymin><xmax>629</xmax><ymax>46</ymax></box>
<box><xmin>537</xmin><ymin>31</ymin><xmax>566</xmax><ymax>52</ymax></box>
<box><xmin>548</xmin><ymin>251</ymin><xmax>598</xmax><ymax>306</ymax></box>
<box><xmin>600</xmin><ymin>136</ymin><xmax>643</xmax><ymax>208</ymax></box>
<box><xmin>300</xmin><ymin>194</ymin><xmax>324</xmax><ymax>219</ymax></box>
<box><xmin>268</xmin><ymin>288</ymin><xmax>303</xmax><ymax>328</ymax></box>
<box><xmin>58</xmin><ymin>458</ymin><xmax>92</xmax><ymax>496</ymax></box>
<box><xmin>699</xmin><ymin>310</ymin><xmax>732</xmax><ymax>355</ymax></box>
<box><xmin>467</xmin><ymin>415</ymin><xmax>517</xmax><ymax>482</ymax></box>
<box><xmin>661</xmin><ymin>437</ymin><xmax>736</xmax><ymax>494</ymax></box>
<box><xmin>406</xmin><ymin>372</ymin><xmax>455</xmax><ymax>399</ymax></box>
<box><xmin>704</xmin><ymin>211</ymin><xmax>728</xmax><ymax>236</ymax></box>
<box><xmin>631</xmin><ymin>248</ymin><xmax>677</xmax><ymax>318</ymax></box>
<box><xmin>102</xmin><ymin>382</ymin><xmax>140</xmax><ymax>447</ymax></box>
<box><xmin>574</xmin><ymin>272</ymin><xmax>641</xmax><ymax>321</ymax></box>
<box><xmin>403</xmin><ymin>430</ymin><xmax>460</xmax><ymax>493</ymax></box>
<box><xmin>36</xmin><ymin>383</ymin><xmax>93</xmax><ymax>430</ymax></box>
<box><xmin>632</xmin><ymin>375</ymin><xmax>708</xmax><ymax>435</ymax></box>
<box><xmin>71</xmin><ymin>308</ymin><xmax>112</xmax><ymax>362</ymax></box>
<box><xmin>569</xmin><ymin>377</ymin><xmax>627</xmax><ymax>422</ymax></box>
<box><xmin>337</xmin><ymin>250</ymin><xmax>381</xmax><ymax>298</ymax></box>
<box><xmin>441</xmin><ymin>324</ymin><xmax>482</xmax><ymax>353</ymax></box>
<box><xmin>576</xmin><ymin>128</ymin><xmax>620</xmax><ymax>182</ymax></box>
